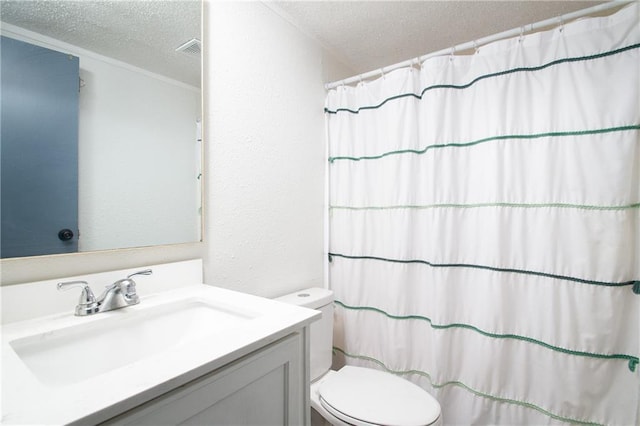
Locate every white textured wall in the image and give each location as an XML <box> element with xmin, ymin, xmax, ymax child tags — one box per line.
<box><xmin>321</xmin><ymin>50</ymin><xmax>357</xmax><ymax>84</ymax></box>
<box><xmin>203</xmin><ymin>1</ymin><xmax>330</xmax><ymax>297</ymax></box>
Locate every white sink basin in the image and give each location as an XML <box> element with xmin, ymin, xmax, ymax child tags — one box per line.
<box><xmin>2</xmin><ymin>283</ymin><xmax>319</xmax><ymax>426</ymax></box>
<box><xmin>9</xmin><ymin>298</ymin><xmax>257</xmax><ymax>386</ymax></box>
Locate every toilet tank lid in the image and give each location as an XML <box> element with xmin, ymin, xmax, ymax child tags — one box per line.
<box><xmin>275</xmin><ymin>287</ymin><xmax>333</xmax><ymax>309</ymax></box>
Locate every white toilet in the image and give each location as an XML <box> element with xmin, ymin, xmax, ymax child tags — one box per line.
<box><xmin>277</xmin><ymin>288</ymin><xmax>442</xmax><ymax>426</ymax></box>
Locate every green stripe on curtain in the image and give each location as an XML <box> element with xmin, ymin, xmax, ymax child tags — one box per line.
<box><xmin>328</xmin><ymin>125</ymin><xmax>640</xmax><ymax>163</ymax></box>
<box><xmin>335</xmin><ymin>300</ymin><xmax>639</xmax><ymax>371</ymax></box>
<box><xmin>328</xmin><ymin>252</ymin><xmax>639</xmax><ymax>289</ymax></box>
<box><xmin>324</xmin><ymin>43</ymin><xmax>640</xmax><ymax>115</ymax></box>
<box><xmin>333</xmin><ymin>347</ymin><xmax>605</xmax><ymax>426</ymax></box>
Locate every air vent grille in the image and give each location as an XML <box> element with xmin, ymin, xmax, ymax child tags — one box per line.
<box><xmin>175</xmin><ymin>38</ymin><xmax>201</xmax><ymax>56</ymax></box>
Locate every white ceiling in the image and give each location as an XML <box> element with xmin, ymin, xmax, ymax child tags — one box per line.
<box><xmin>0</xmin><ymin>0</ymin><xmax>201</xmax><ymax>87</ymax></box>
<box><xmin>0</xmin><ymin>1</ymin><xmax>608</xmax><ymax>87</ymax></box>
<box><xmin>271</xmin><ymin>0</ymin><xmax>607</xmax><ymax>81</ymax></box>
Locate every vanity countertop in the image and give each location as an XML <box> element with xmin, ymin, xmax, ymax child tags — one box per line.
<box><xmin>1</xmin><ymin>284</ymin><xmax>320</xmax><ymax>425</ymax></box>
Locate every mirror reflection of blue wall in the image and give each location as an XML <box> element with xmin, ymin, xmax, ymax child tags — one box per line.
<box><xmin>1</xmin><ymin>36</ymin><xmax>79</xmax><ymax>258</ymax></box>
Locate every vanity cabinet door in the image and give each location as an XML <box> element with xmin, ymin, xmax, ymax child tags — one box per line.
<box><xmin>104</xmin><ymin>332</ymin><xmax>307</xmax><ymax>426</ymax></box>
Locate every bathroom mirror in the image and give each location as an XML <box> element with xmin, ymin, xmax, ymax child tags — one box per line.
<box><xmin>0</xmin><ymin>1</ymin><xmax>202</xmax><ymax>259</ymax></box>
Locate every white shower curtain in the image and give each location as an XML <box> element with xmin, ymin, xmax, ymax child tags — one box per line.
<box><xmin>326</xmin><ymin>4</ymin><xmax>639</xmax><ymax>425</ymax></box>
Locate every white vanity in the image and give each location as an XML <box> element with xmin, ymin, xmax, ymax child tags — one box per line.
<box><xmin>1</xmin><ymin>260</ymin><xmax>319</xmax><ymax>425</ymax></box>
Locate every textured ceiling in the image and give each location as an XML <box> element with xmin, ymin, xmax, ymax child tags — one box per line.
<box><xmin>0</xmin><ymin>1</ymin><xmax>609</xmax><ymax>87</ymax></box>
<box><xmin>0</xmin><ymin>0</ymin><xmax>201</xmax><ymax>87</ymax></box>
<box><xmin>272</xmin><ymin>0</ymin><xmax>607</xmax><ymax>81</ymax></box>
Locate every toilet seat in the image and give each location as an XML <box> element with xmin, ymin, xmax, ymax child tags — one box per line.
<box><xmin>318</xmin><ymin>366</ymin><xmax>441</xmax><ymax>426</ymax></box>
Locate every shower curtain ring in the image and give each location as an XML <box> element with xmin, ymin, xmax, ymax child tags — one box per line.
<box><xmin>558</xmin><ymin>16</ymin><xmax>565</xmax><ymax>33</ymax></box>
<box><xmin>449</xmin><ymin>46</ymin><xmax>455</xmax><ymax>62</ymax></box>
<box><xmin>519</xmin><ymin>26</ymin><xmax>525</xmax><ymax>43</ymax></box>
<box><xmin>472</xmin><ymin>41</ymin><xmax>479</xmax><ymax>54</ymax></box>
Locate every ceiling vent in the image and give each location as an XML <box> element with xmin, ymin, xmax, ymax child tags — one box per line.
<box><xmin>175</xmin><ymin>38</ymin><xmax>201</xmax><ymax>56</ymax></box>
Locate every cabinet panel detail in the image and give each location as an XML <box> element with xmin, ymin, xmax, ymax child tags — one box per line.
<box><xmin>105</xmin><ymin>332</ymin><xmax>305</xmax><ymax>426</ymax></box>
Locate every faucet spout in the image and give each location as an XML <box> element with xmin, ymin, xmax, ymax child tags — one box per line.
<box><xmin>97</xmin><ymin>283</ymin><xmax>135</xmax><ymax>312</ymax></box>
<box><xmin>96</xmin><ymin>269</ymin><xmax>152</xmax><ymax>313</ymax></box>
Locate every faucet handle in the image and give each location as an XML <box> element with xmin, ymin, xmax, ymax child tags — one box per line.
<box><xmin>111</xmin><ymin>269</ymin><xmax>151</xmax><ymax>302</ymax></box>
<box><xmin>127</xmin><ymin>269</ymin><xmax>152</xmax><ymax>279</ymax></box>
<box><xmin>57</xmin><ymin>280</ymin><xmax>99</xmax><ymax>316</ymax></box>
<box><xmin>123</xmin><ymin>269</ymin><xmax>152</xmax><ymax>296</ymax></box>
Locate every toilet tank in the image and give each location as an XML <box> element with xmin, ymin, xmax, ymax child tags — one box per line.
<box><xmin>276</xmin><ymin>288</ymin><xmax>333</xmax><ymax>382</ymax></box>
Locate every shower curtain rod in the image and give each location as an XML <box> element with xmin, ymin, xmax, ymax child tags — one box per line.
<box><xmin>325</xmin><ymin>1</ymin><xmax>628</xmax><ymax>90</ymax></box>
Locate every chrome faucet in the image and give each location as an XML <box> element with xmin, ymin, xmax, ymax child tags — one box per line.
<box><xmin>57</xmin><ymin>269</ymin><xmax>152</xmax><ymax>316</ymax></box>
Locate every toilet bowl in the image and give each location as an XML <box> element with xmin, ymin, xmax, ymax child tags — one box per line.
<box><xmin>277</xmin><ymin>288</ymin><xmax>442</xmax><ymax>426</ymax></box>
<box><xmin>311</xmin><ymin>368</ymin><xmax>442</xmax><ymax>426</ymax></box>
